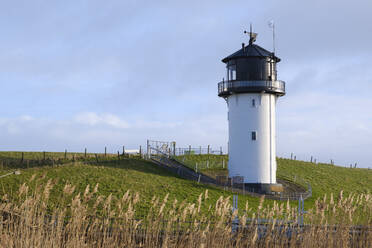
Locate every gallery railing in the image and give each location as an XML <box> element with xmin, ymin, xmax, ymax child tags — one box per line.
<box><xmin>218</xmin><ymin>80</ymin><xmax>285</xmax><ymax>96</ymax></box>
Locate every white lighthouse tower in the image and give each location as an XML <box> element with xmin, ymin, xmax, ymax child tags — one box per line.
<box><xmin>218</xmin><ymin>29</ymin><xmax>285</xmax><ymax>193</ymax></box>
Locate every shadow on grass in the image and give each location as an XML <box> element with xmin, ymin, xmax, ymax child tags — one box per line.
<box><xmin>0</xmin><ymin>153</ymin><xmax>196</xmax><ymax>183</ymax></box>
<box><xmin>84</xmin><ymin>159</ymin><xmax>181</xmax><ymax>178</ymax></box>
<box><xmin>84</xmin><ymin>159</ymin><xmax>224</xmax><ymax>193</ymax></box>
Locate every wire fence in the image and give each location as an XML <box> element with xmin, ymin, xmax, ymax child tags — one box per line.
<box><xmin>175</xmin><ymin>147</ymin><xmax>224</xmax><ymax>155</ymax></box>
<box><xmin>174</xmin><ymin>155</ymin><xmax>227</xmax><ymax>171</ymax></box>
<box><xmin>1</xmin><ymin>142</ymin><xmax>312</xmax><ymax>200</ymax></box>
<box><xmin>0</xmin><ymin>147</ymin><xmax>145</xmax><ymax>170</ymax></box>
<box><xmin>147</xmin><ymin>143</ymin><xmax>312</xmax><ymax>201</ymax></box>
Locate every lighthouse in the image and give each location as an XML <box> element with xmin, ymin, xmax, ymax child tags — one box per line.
<box><xmin>218</xmin><ymin>29</ymin><xmax>285</xmax><ymax>194</ymax></box>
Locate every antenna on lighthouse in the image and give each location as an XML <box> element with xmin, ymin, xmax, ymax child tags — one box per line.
<box><xmin>244</xmin><ymin>23</ymin><xmax>257</xmax><ymax>45</ymax></box>
<box><xmin>268</xmin><ymin>20</ymin><xmax>276</xmax><ymax>54</ymax></box>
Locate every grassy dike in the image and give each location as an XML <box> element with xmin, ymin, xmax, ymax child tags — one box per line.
<box><xmin>0</xmin><ymin>153</ymin><xmax>263</xmax><ymax>217</ymax></box>
<box><xmin>0</xmin><ymin>152</ymin><xmax>371</xmax><ymax>219</ymax></box>
<box><xmin>176</xmin><ymin>154</ymin><xmax>372</xmax><ymax>208</ymax></box>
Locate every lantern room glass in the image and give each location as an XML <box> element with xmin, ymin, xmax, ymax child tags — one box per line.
<box><xmin>227</xmin><ymin>64</ymin><xmax>236</xmax><ymax>81</ymax></box>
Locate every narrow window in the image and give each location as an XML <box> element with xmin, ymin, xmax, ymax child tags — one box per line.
<box><xmin>252</xmin><ymin>99</ymin><xmax>256</xmax><ymax>107</ymax></box>
<box><xmin>228</xmin><ymin>64</ymin><xmax>236</xmax><ymax>81</ymax></box>
<box><xmin>251</xmin><ymin>131</ymin><xmax>257</xmax><ymax>141</ymax></box>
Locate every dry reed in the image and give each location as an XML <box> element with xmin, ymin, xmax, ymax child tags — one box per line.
<box><xmin>0</xmin><ymin>181</ymin><xmax>371</xmax><ymax>247</ymax></box>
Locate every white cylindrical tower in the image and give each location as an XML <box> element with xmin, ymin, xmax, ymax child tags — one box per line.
<box><xmin>218</xmin><ymin>31</ymin><xmax>285</xmax><ymax>193</ymax></box>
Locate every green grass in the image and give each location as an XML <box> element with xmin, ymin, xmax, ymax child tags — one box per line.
<box><xmin>0</xmin><ymin>152</ymin><xmax>265</xmax><ymax>217</ymax></box>
<box><xmin>177</xmin><ymin>154</ymin><xmax>372</xmax><ymax>207</ymax></box>
<box><xmin>176</xmin><ymin>154</ymin><xmax>228</xmax><ymax>171</ymax></box>
<box><xmin>277</xmin><ymin>158</ymin><xmax>372</xmax><ymax>207</ymax></box>
<box><xmin>1</xmin><ymin>151</ymin><xmax>371</xmax><ymax>219</ymax></box>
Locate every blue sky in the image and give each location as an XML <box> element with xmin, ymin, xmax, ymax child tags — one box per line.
<box><xmin>0</xmin><ymin>0</ymin><xmax>371</xmax><ymax>168</ymax></box>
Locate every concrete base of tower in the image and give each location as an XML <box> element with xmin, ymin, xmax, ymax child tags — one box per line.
<box><xmin>244</xmin><ymin>183</ymin><xmax>283</xmax><ymax>194</ymax></box>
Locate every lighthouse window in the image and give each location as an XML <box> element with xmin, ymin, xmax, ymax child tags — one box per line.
<box><xmin>228</xmin><ymin>69</ymin><xmax>236</xmax><ymax>80</ymax></box>
<box><xmin>251</xmin><ymin>131</ymin><xmax>257</xmax><ymax>141</ymax></box>
<box><xmin>227</xmin><ymin>64</ymin><xmax>236</xmax><ymax>81</ymax></box>
<box><xmin>252</xmin><ymin>99</ymin><xmax>256</xmax><ymax>107</ymax></box>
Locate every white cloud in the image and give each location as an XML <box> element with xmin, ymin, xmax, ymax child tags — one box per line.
<box><xmin>277</xmin><ymin>91</ymin><xmax>372</xmax><ymax>167</ymax></box>
<box><xmin>0</xmin><ymin>112</ymin><xmax>227</xmax><ymax>153</ymax></box>
<box><xmin>74</xmin><ymin>112</ymin><xmax>130</xmax><ymax>129</ymax></box>
<box><xmin>19</xmin><ymin>115</ymin><xmax>33</xmax><ymax>121</ymax></box>
<box><xmin>134</xmin><ymin>120</ymin><xmax>181</xmax><ymax>129</ymax></box>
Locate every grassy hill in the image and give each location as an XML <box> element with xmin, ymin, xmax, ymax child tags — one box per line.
<box><xmin>0</xmin><ymin>152</ymin><xmax>263</xmax><ymax>217</ymax></box>
<box><xmin>277</xmin><ymin>158</ymin><xmax>371</xmax><ymax>202</ymax></box>
<box><xmin>177</xmin><ymin>154</ymin><xmax>372</xmax><ymax>208</ymax></box>
<box><xmin>0</xmin><ymin>152</ymin><xmax>371</xmax><ymax>216</ymax></box>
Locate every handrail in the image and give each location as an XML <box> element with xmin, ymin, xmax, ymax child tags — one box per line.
<box><xmin>218</xmin><ymin>80</ymin><xmax>285</xmax><ymax>96</ymax></box>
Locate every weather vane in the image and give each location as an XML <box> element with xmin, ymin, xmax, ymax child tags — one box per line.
<box><xmin>244</xmin><ymin>23</ymin><xmax>257</xmax><ymax>45</ymax></box>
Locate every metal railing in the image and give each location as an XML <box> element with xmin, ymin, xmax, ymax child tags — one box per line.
<box><xmin>146</xmin><ymin>140</ymin><xmax>312</xmax><ymax>201</ymax></box>
<box><xmin>175</xmin><ymin>147</ymin><xmax>224</xmax><ymax>156</ymax></box>
<box><xmin>218</xmin><ymin>80</ymin><xmax>285</xmax><ymax>96</ymax></box>
<box><xmin>279</xmin><ymin>184</ymin><xmax>312</xmax><ymax>201</ymax></box>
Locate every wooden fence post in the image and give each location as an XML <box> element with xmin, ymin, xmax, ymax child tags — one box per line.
<box><xmin>189</xmin><ymin>145</ymin><xmax>191</xmax><ymax>155</ymax></box>
<box><xmin>147</xmin><ymin>140</ymin><xmax>150</xmax><ymax>159</ymax></box>
<box><xmin>21</xmin><ymin>152</ymin><xmax>24</xmax><ymax>164</ymax></box>
<box><xmin>64</xmin><ymin>149</ymin><xmax>67</xmax><ymax>160</ymax></box>
<box><xmin>310</xmin><ymin>156</ymin><xmax>313</xmax><ymax>163</ymax></box>
<box><xmin>123</xmin><ymin>146</ymin><xmax>125</xmax><ymax>155</ymax></box>
<box><xmin>220</xmin><ymin>146</ymin><xmax>223</xmax><ymax>155</ymax></box>
<box><xmin>85</xmin><ymin>148</ymin><xmax>87</xmax><ymax>158</ymax></box>
<box><xmin>207</xmin><ymin>145</ymin><xmax>210</xmax><ymax>155</ymax></box>
<box><xmin>139</xmin><ymin>145</ymin><xmax>142</xmax><ymax>157</ymax></box>
<box><xmin>104</xmin><ymin>147</ymin><xmax>107</xmax><ymax>157</ymax></box>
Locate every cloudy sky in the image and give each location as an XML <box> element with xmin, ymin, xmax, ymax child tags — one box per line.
<box><xmin>0</xmin><ymin>0</ymin><xmax>371</xmax><ymax>167</ymax></box>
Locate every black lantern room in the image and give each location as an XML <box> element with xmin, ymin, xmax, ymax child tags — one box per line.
<box><xmin>218</xmin><ymin>32</ymin><xmax>285</xmax><ymax>97</ymax></box>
